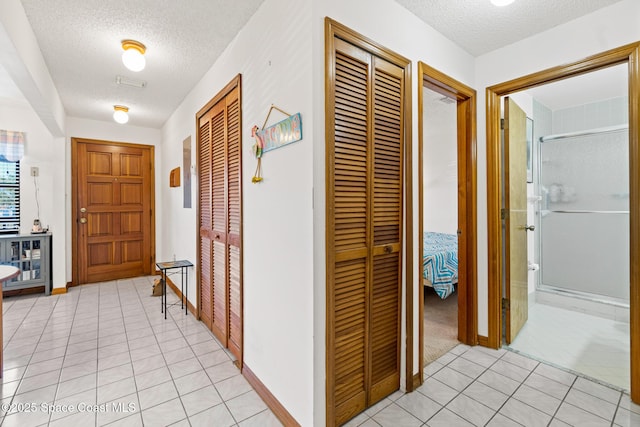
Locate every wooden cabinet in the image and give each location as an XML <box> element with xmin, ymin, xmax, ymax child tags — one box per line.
<box><xmin>0</xmin><ymin>233</ymin><xmax>52</xmax><ymax>295</ymax></box>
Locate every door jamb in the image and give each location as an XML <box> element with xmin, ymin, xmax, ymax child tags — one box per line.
<box><xmin>486</xmin><ymin>42</ymin><xmax>640</xmax><ymax>403</ymax></box>
<box><xmin>70</xmin><ymin>137</ymin><xmax>156</xmax><ymax>286</ymax></box>
<box><xmin>415</xmin><ymin>62</ymin><xmax>478</xmax><ymax>386</ymax></box>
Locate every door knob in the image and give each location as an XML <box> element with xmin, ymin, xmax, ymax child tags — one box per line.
<box><xmin>520</xmin><ymin>225</ymin><xmax>535</xmax><ymax>231</ymax></box>
<box><xmin>384</xmin><ymin>245</ymin><xmax>392</xmax><ymax>254</ymax></box>
<box><xmin>80</xmin><ymin>218</ymin><xmax>87</xmax><ymax>224</ymax></box>
<box><xmin>80</xmin><ymin>207</ymin><xmax>87</xmax><ymax>213</ymax></box>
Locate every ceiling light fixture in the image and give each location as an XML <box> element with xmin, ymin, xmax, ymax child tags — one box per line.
<box><xmin>121</xmin><ymin>39</ymin><xmax>146</xmax><ymax>72</ymax></box>
<box><xmin>113</xmin><ymin>105</ymin><xmax>129</xmax><ymax>124</ymax></box>
<box><xmin>491</xmin><ymin>0</ymin><xmax>515</xmax><ymax>6</ymax></box>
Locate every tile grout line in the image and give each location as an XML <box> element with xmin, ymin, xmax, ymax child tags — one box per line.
<box><xmin>132</xmin><ymin>276</ymin><xmax>193</xmax><ymax>425</ymax></box>
<box><xmin>108</xmin><ymin>277</ymin><xmax>143</xmax><ymax>425</ymax></box>
<box><xmin>452</xmin><ymin>348</ymin><xmax>524</xmax><ymax>426</ymax></box>
<box><xmin>5</xmin><ymin>294</ymin><xmax>68</xmax><ymax>424</ymax></box>
<box><xmin>164</xmin><ymin>286</ymin><xmax>235</xmax><ymax>425</ymax></box>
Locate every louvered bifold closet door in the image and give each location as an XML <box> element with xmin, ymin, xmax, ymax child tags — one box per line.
<box><xmin>210</xmin><ymin>100</ymin><xmax>229</xmax><ymax>346</ymax></box>
<box><xmin>197</xmin><ymin>77</ymin><xmax>243</xmax><ymax>365</ymax></box>
<box><xmin>328</xmin><ymin>36</ymin><xmax>404</xmax><ymax>426</ymax></box>
<box><xmin>369</xmin><ymin>57</ymin><xmax>403</xmax><ymax>404</ymax></box>
<box><xmin>331</xmin><ymin>38</ymin><xmax>371</xmax><ymax>425</ymax></box>
<box><xmin>226</xmin><ymin>88</ymin><xmax>242</xmax><ymax>361</ymax></box>
<box><xmin>198</xmin><ymin>113</ymin><xmax>213</xmax><ymax>330</ymax></box>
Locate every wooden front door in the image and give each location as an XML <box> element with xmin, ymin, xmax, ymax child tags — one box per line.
<box><xmin>326</xmin><ymin>19</ymin><xmax>410</xmax><ymax>426</ymax></box>
<box><xmin>504</xmin><ymin>97</ymin><xmax>529</xmax><ymax>344</ymax></box>
<box><xmin>73</xmin><ymin>139</ymin><xmax>154</xmax><ymax>284</ymax></box>
<box><xmin>197</xmin><ymin>75</ymin><xmax>243</xmax><ymax>363</ymax></box>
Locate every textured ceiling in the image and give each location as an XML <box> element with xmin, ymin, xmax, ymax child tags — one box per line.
<box><xmin>2</xmin><ymin>0</ymin><xmax>627</xmax><ymax>129</ymax></box>
<box><xmin>18</xmin><ymin>0</ymin><xmax>265</xmax><ymax>128</ymax></box>
<box><xmin>394</xmin><ymin>0</ymin><xmax>624</xmax><ymax>56</ymax></box>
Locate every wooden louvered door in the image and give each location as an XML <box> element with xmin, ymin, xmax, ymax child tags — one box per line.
<box><xmin>369</xmin><ymin>56</ymin><xmax>403</xmax><ymax>404</ymax></box>
<box><xmin>197</xmin><ymin>76</ymin><xmax>242</xmax><ymax>363</ymax></box>
<box><xmin>326</xmin><ymin>22</ymin><xmax>407</xmax><ymax>426</ymax></box>
<box><xmin>225</xmin><ymin>87</ymin><xmax>242</xmax><ymax>359</ymax></box>
<box><xmin>199</xmin><ymin>113</ymin><xmax>213</xmax><ymax>330</ymax></box>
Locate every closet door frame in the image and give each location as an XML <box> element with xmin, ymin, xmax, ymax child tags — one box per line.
<box><xmin>325</xmin><ymin>18</ymin><xmax>412</xmax><ymax>426</ymax></box>
<box><xmin>196</xmin><ymin>74</ymin><xmax>244</xmax><ymax>367</ymax></box>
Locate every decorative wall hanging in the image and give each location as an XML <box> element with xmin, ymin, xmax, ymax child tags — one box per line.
<box><xmin>251</xmin><ymin>104</ymin><xmax>303</xmax><ymax>183</ymax></box>
<box><xmin>170</xmin><ymin>167</ymin><xmax>180</xmax><ymax>187</ymax></box>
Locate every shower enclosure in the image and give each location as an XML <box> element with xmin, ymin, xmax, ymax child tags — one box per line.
<box><xmin>538</xmin><ymin>125</ymin><xmax>629</xmax><ymax>304</ymax></box>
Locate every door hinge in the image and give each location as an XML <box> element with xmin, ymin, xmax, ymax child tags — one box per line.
<box><xmin>500</xmin><ymin>118</ymin><xmax>505</xmax><ymax>130</ymax></box>
<box><xmin>501</xmin><ymin>208</ymin><xmax>507</xmax><ymax>220</ymax></box>
<box><xmin>502</xmin><ymin>298</ymin><xmax>510</xmax><ymax>310</ymax></box>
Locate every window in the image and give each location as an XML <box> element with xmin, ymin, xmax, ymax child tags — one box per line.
<box><xmin>0</xmin><ymin>160</ymin><xmax>20</xmax><ymax>234</ymax></box>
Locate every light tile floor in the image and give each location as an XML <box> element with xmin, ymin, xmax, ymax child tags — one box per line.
<box><xmin>0</xmin><ymin>276</ymin><xmax>281</xmax><ymax>427</ymax></box>
<box><xmin>2</xmin><ymin>278</ymin><xmax>640</xmax><ymax>427</ymax></box>
<box><xmin>509</xmin><ymin>303</ymin><xmax>630</xmax><ymax>390</ymax></box>
<box><xmin>345</xmin><ymin>346</ymin><xmax>640</xmax><ymax>427</ymax></box>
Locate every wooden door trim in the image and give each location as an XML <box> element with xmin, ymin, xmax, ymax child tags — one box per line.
<box><xmin>325</xmin><ymin>17</ymin><xmax>412</xmax><ymax>425</ymax></box>
<box><xmin>416</xmin><ymin>61</ymin><xmax>478</xmax><ymax>387</ymax></box>
<box><xmin>70</xmin><ymin>137</ymin><xmax>156</xmax><ymax>286</ymax></box>
<box><xmin>486</xmin><ymin>41</ymin><xmax>640</xmax><ymax>403</ymax></box>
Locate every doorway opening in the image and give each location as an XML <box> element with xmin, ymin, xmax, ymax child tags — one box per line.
<box><xmin>422</xmin><ymin>87</ymin><xmax>460</xmax><ymax>364</ymax></box>
<box><xmin>486</xmin><ymin>42</ymin><xmax>640</xmax><ymax>403</ymax></box>
<box><xmin>503</xmin><ymin>65</ymin><xmax>631</xmax><ymax>390</ymax></box>
<box><xmin>417</xmin><ymin>62</ymin><xmax>478</xmax><ymax>385</ymax></box>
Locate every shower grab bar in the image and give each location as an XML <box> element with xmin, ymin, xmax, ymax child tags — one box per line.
<box><xmin>548</xmin><ymin>210</ymin><xmax>629</xmax><ymax>214</ymax></box>
<box><xmin>540</xmin><ymin>124</ymin><xmax>628</xmax><ymax>142</ymax></box>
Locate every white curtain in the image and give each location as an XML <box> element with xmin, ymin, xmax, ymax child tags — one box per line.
<box><xmin>0</xmin><ymin>130</ymin><xmax>25</xmax><ymax>162</ymax></box>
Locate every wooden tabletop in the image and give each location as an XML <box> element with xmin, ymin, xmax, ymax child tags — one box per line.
<box><xmin>0</xmin><ymin>265</ymin><xmax>19</xmax><ymax>378</ymax></box>
<box><xmin>0</xmin><ymin>265</ymin><xmax>19</xmax><ymax>283</ymax></box>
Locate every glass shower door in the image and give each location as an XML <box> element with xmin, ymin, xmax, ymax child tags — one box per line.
<box><xmin>539</xmin><ymin>127</ymin><xmax>629</xmax><ymax>302</ymax></box>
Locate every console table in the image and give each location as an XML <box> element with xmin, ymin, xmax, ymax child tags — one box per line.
<box><xmin>156</xmin><ymin>260</ymin><xmax>193</xmax><ymax>319</ymax></box>
<box><xmin>0</xmin><ymin>233</ymin><xmax>52</xmax><ymax>295</ymax></box>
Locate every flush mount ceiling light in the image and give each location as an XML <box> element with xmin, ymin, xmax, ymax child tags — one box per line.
<box><xmin>113</xmin><ymin>105</ymin><xmax>129</xmax><ymax>124</ymax></box>
<box><xmin>491</xmin><ymin>0</ymin><xmax>515</xmax><ymax>6</ymax></box>
<box><xmin>121</xmin><ymin>39</ymin><xmax>146</xmax><ymax>72</ymax></box>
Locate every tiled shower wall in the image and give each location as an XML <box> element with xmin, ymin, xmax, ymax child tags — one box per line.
<box><xmin>552</xmin><ymin>96</ymin><xmax>628</xmax><ymax>133</ymax></box>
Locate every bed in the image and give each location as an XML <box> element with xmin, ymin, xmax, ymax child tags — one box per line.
<box><xmin>423</xmin><ymin>232</ymin><xmax>458</xmax><ymax>299</ymax></box>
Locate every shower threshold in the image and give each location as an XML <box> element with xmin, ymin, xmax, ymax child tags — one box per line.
<box><xmin>535</xmin><ymin>286</ymin><xmax>629</xmax><ymax>323</ymax></box>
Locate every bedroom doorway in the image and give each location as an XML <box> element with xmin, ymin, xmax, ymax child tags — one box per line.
<box><xmin>417</xmin><ymin>62</ymin><xmax>478</xmax><ymax>383</ymax></box>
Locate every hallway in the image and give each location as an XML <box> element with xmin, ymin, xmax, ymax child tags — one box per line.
<box><xmin>1</xmin><ymin>277</ymin><xmax>279</xmax><ymax>426</ymax></box>
<box><xmin>1</xmin><ymin>278</ymin><xmax>639</xmax><ymax>426</ymax></box>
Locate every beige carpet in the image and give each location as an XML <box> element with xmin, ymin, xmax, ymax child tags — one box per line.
<box><xmin>423</xmin><ymin>286</ymin><xmax>459</xmax><ymax>366</ymax></box>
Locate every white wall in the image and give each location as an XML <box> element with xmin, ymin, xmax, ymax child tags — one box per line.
<box><xmin>65</xmin><ymin>117</ymin><xmax>162</xmax><ymax>287</ymax></box>
<box><xmin>0</xmin><ymin>100</ymin><xmax>66</xmax><ymax>288</ymax></box>
<box><xmin>311</xmin><ymin>1</ymin><xmax>475</xmax><ymax>425</ymax></box>
<box><xmin>160</xmin><ymin>0</ymin><xmax>314</xmax><ymax>424</ymax></box>
<box><xmin>0</xmin><ymin>0</ymin><xmax>65</xmax><ymax>136</ymax></box>
<box><xmin>475</xmin><ymin>0</ymin><xmax>640</xmax><ymax>337</ymax></box>
<box><xmin>423</xmin><ymin>88</ymin><xmax>458</xmax><ymax>235</ymax></box>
